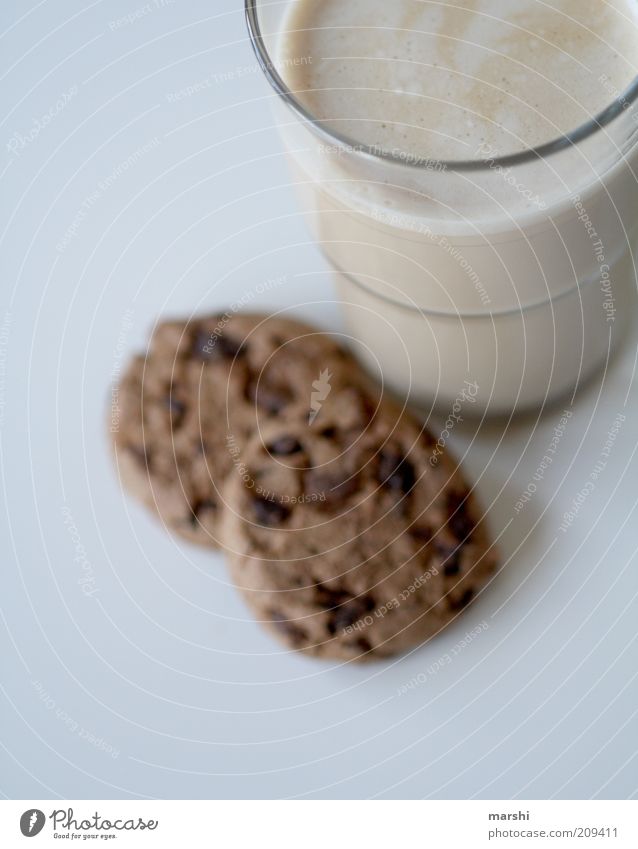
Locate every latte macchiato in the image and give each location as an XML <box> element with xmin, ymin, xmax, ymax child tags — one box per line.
<box><xmin>281</xmin><ymin>0</ymin><xmax>638</xmax><ymax>160</ymax></box>
<box><xmin>249</xmin><ymin>0</ymin><xmax>638</xmax><ymax>412</ymax></box>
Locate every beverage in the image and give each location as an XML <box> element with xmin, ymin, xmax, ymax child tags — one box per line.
<box><xmin>248</xmin><ymin>0</ymin><xmax>638</xmax><ymax>413</ymax></box>
<box><xmin>281</xmin><ymin>0</ymin><xmax>638</xmax><ymax>160</ymax></box>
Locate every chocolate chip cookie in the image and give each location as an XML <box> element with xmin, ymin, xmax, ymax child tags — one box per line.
<box><xmin>112</xmin><ymin>313</ymin><xmax>357</xmax><ymax>546</ymax></box>
<box><xmin>223</xmin><ymin>390</ymin><xmax>498</xmax><ymax>661</ymax></box>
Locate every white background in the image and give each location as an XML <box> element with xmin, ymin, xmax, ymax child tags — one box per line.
<box><xmin>1</xmin><ymin>0</ymin><xmax>637</xmax><ymax>800</ymax></box>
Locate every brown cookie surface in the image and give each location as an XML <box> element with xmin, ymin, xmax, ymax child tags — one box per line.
<box><xmin>111</xmin><ymin>313</ymin><xmax>357</xmax><ymax>546</ymax></box>
<box><xmin>223</xmin><ymin>392</ymin><xmax>498</xmax><ymax>661</ymax></box>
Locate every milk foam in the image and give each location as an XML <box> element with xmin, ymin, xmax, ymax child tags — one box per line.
<box><xmin>270</xmin><ymin>0</ymin><xmax>638</xmax><ymax>412</ymax></box>
<box><xmin>279</xmin><ymin>0</ymin><xmax>638</xmax><ymax>160</ymax></box>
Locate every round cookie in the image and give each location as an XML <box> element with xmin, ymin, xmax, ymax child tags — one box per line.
<box><xmin>223</xmin><ymin>390</ymin><xmax>498</xmax><ymax>661</ymax></box>
<box><xmin>112</xmin><ymin>313</ymin><xmax>358</xmax><ymax>546</ymax></box>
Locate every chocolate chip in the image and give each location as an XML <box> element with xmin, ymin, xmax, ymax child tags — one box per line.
<box><xmin>450</xmin><ymin>588</ymin><xmax>474</xmax><ymax>610</ymax></box>
<box><xmin>319</xmin><ymin>591</ymin><xmax>376</xmax><ymax>635</ymax></box>
<box><xmin>378</xmin><ymin>449</ymin><xmax>416</xmax><ymax>493</ymax></box>
<box><xmin>435</xmin><ymin>541</ymin><xmax>462</xmax><ymax>576</ymax></box>
<box><xmin>270</xmin><ymin>612</ymin><xmax>306</xmax><ymax>647</ymax></box>
<box><xmin>444</xmin><ymin>559</ymin><xmax>461</xmax><ymax>577</ymax></box>
<box><xmin>163</xmin><ymin>395</ymin><xmax>186</xmax><ymax>427</ymax></box>
<box><xmin>267</xmin><ymin>436</ymin><xmax>302</xmax><ymax>456</ymax></box>
<box><xmin>251</xmin><ymin>496</ymin><xmax>290</xmax><ymax>527</ymax></box>
<box><xmin>189</xmin><ymin>498</ymin><xmax>216</xmax><ymax>526</ymax></box>
<box><xmin>247</xmin><ymin>379</ymin><xmax>294</xmax><ymax>414</ymax></box>
<box><xmin>410</xmin><ymin>525</ymin><xmax>433</xmax><ymax>544</ymax></box>
<box><xmin>319</xmin><ymin>426</ymin><xmax>337</xmax><ymax>439</ymax></box>
<box><xmin>192</xmin><ymin>330</ymin><xmax>245</xmax><ymax>361</ymax></box>
<box><xmin>447</xmin><ymin>492</ymin><xmax>475</xmax><ymax>540</ymax></box>
<box><xmin>127</xmin><ymin>444</ymin><xmax>150</xmax><ymax>467</ymax></box>
<box><xmin>316</xmin><ymin>587</ymin><xmax>353</xmax><ymax>608</ymax></box>
<box><xmin>328</xmin><ymin>603</ymin><xmax>372</xmax><ymax>635</ymax></box>
<box><xmin>356</xmin><ymin>638</ymin><xmax>372</xmax><ymax>653</ymax></box>
<box><xmin>220</xmin><ymin>335</ymin><xmax>246</xmax><ymax>359</ymax></box>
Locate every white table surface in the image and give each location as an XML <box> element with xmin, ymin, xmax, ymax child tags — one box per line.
<box><xmin>1</xmin><ymin>0</ymin><xmax>637</xmax><ymax>800</ymax></box>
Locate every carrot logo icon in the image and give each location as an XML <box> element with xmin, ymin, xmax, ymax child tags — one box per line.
<box><xmin>20</xmin><ymin>809</ymin><xmax>45</xmax><ymax>837</ymax></box>
<box><xmin>309</xmin><ymin>369</ymin><xmax>332</xmax><ymax>424</ymax></box>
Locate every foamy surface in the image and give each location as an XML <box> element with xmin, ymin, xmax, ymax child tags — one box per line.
<box><xmin>279</xmin><ymin>0</ymin><xmax>638</xmax><ymax>160</ymax></box>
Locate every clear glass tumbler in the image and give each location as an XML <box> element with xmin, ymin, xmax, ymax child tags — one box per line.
<box><xmin>246</xmin><ymin>0</ymin><xmax>638</xmax><ymax>415</ymax></box>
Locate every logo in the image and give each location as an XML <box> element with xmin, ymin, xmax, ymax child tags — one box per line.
<box><xmin>20</xmin><ymin>810</ymin><xmax>45</xmax><ymax>837</ymax></box>
<box><xmin>308</xmin><ymin>369</ymin><xmax>332</xmax><ymax>424</ymax></box>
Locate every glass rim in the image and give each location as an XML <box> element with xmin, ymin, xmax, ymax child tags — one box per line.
<box><xmin>245</xmin><ymin>0</ymin><xmax>638</xmax><ymax>173</ymax></box>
